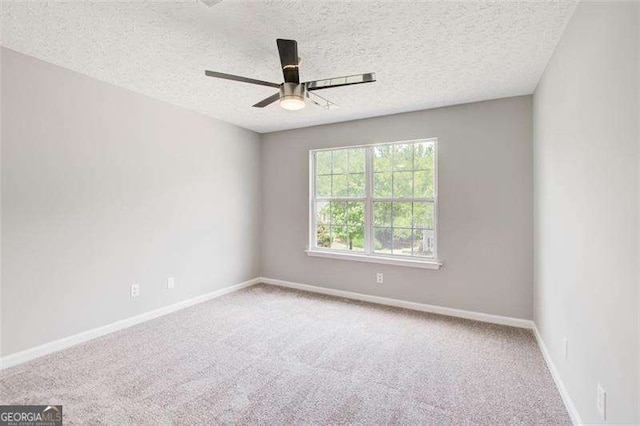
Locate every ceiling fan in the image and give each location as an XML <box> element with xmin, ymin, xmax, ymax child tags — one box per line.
<box><xmin>204</xmin><ymin>39</ymin><xmax>376</xmax><ymax>111</ymax></box>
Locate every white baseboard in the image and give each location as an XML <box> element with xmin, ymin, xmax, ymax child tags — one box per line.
<box><xmin>0</xmin><ymin>278</ymin><xmax>260</xmax><ymax>370</ymax></box>
<box><xmin>258</xmin><ymin>277</ymin><xmax>534</xmax><ymax>329</ymax></box>
<box><xmin>533</xmin><ymin>325</ymin><xmax>582</xmax><ymax>425</ymax></box>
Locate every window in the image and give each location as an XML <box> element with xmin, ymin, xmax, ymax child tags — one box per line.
<box><xmin>309</xmin><ymin>139</ymin><xmax>440</xmax><ymax>268</ymax></box>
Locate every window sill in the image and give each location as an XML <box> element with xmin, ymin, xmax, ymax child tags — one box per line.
<box><xmin>305</xmin><ymin>249</ymin><xmax>442</xmax><ymax>270</ymax></box>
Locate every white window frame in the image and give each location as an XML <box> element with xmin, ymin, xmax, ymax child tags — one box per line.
<box><xmin>307</xmin><ymin>138</ymin><xmax>442</xmax><ymax>270</ymax></box>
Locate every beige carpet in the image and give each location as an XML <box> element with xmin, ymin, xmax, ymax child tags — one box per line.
<box><xmin>1</xmin><ymin>284</ymin><xmax>570</xmax><ymax>425</ymax></box>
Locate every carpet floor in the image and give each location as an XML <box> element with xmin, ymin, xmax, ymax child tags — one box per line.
<box><xmin>1</xmin><ymin>284</ymin><xmax>570</xmax><ymax>425</ymax></box>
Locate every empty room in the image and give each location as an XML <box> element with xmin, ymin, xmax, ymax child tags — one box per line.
<box><xmin>0</xmin><ymin>0</ymin><xmax>639</xmax><ymax>424</ymax></box>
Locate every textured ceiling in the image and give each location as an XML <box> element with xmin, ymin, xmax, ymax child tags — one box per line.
<box><xmin>1</xmin><ymin>0</ymin><xmax>577</xmax><ymax>133</ymax></box>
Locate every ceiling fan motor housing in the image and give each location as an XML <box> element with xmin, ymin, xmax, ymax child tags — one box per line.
<box><xmin>280</xmin><ymin>82</ymin><xmax>305</xmax><ymax>101</ymax></box>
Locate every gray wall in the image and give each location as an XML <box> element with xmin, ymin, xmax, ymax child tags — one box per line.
<box><xmin>0</xmin><ymin>45</ymin><xmax>3</xmax><ymax>360</ymax></box>
<box><xmin>1</xmin><ymin>48</ymin><xmax>261</xmax><ymax>356</ymax></box>
<box><xmin>533</xmin><ymin>2</ymin><xmax>639</xmax><ymax>423</ymax></box>
<box><xmin>261</xmin><ymin>96</ymin><xmax>533</xmax><ymax>320</ymax></box>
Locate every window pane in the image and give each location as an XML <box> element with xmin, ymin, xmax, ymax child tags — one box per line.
<box><xmin>414</xmin><ymin>229</ymin><xmax>435</xmax><ymax>257</ymax></box>
<box><xmin>414</xmin><ymin>141</ymin><xmax>434</xmax><ymax>171</ymax></box>
<box><xmin>413</xmin><ymin>170</ymin><xmax>433</xmax><ymax>198</ymax></box>
<box><xmin>393</xmin><ymin>144</ymin><xmax>413</xmax><ymax>171</ymax></box>
<box><xmin>414</xmin><ymin>202</ymin><xmax>434</xmax><ymax>229</ymax></box>
<box><xmin>316</xmin><ymin>224</ymin><xmax>331</xmax><ymax>248</ymax></box>
<box><xmin>330</xmin><ymin>225</ymin><xmax>348</xmax><ymax>250</ymax></box>
<box><xmin>330</xmin><ymin>201</ymin><xmax>347</xmax><ymax>225</ymax></box>
<box><xmin>393</xmin><ymin>228</ymin><xmax>413</xmax><ymax>255</ymax></box>
<box><xmin>393</xmin><ymin>171</ymin><xmax>412</xmax><ymax>198</ymax></box>
<box><xmin>392</xmin><ymin>202</ymin><xmax>412</xmax><ymax>228</ymax></box>
<box><xmin>315</xmin><ymin>201</ymin><xmax>331</xmax><ymax>248</ymax></box>
<box><xmin>348</xmin><ymin>148</ymin><xmax>365</xmax><ymax>173</ymax></box>
<box><xmin>316</xmin><ymin>201</ymin><xmax>331</xmax><ymax>224</ymax></box>
<box><xmin>332</xmin><ymin>174</ymin><xmax>348</xmax><ymax>197</ymax></box>
<box><xmin>374</xmin><ymin>227</ymin><xmax>393</xmax><ymax>254</ymax></box>
<box><xmin>347</xmin><ymin>200</ymin><xmax>364</xmax><ymax>219</ymax></box>
<box><xmin>348</xmin><ymin>224</ymin><xmax>365</xmax><ymax>252</ymax></box>
<box><xmin>316</xmin><ymin>151</ymin><xmax>332</xmax><ymax>175</ymax></box>
<box><xmin>374</xmin><ymin>172</ymin><xmax>392</xmax><ymax>198</ymax></box>
<box><xmin>332</xmin><ymin>150</ymin><xmax>348</xmax><ymax>174</ymax></box>
<box><xmin>374</xmin><ymin>202</ymin><xmax>392</xmax><ymax>227</ymax></box>
<box><xmin>316</xmin><ymin>174</ymin><xmax>331</xmax><ymax>197</ymax></box>
<box><xmin>373</xmin><ymin>145</ymin><xmax>392</xmax><ymax>172</ymax></box>
<box><xmin>348</xmin><ymin>173</ymin><xmax>365</xmax><ymax>197</ymax></box>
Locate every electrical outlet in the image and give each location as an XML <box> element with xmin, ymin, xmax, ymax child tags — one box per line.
<box><xmin>596</xmin><ymin>382</ymin><xmax>606</xmax><ymax>420</ymax></box>
<box><xmin>376</xmin><ymin>272</ymin><xmax>383</xmax><ymax>284</ymax></box>
<box><xmin>563</xmin><ymin>337</ymin><xmax>568</xmax><ymax>360</ymax></box>
<box><xmin>130</xmin><ymin>283</ymin><xmax>140</xmax><ymax>298</ymax></box>
<box><xmin>167</xmin><ymin>276</ymin><xmax>175</xmax><ymax>289</ymax></box>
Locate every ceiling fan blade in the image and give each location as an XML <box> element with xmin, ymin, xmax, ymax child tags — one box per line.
<box><xmin>305</xmin><ymin>73</ymin><xmax>376</xmax><ymax>91</ymax></box>
<box><xmin>306</xmin><ymin>91</ymin><xmax>337</xmax><ymax>110</ymax></box>
<box><xmin>276</xmin><ymin>39</ymin><xmax>300</xmax><ymax>84</ymax></box>
<box><xmin>252</xmin><ymin>93</ymin><xmax>280</xmax><ymax>108</ymax></box>
<box><xmin>205</xmin><ymin>70</ymin><xmax>280</xmax><ymax>88</ymax></box>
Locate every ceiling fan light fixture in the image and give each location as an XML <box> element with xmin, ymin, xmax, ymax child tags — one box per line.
<box><xmin>200</xmin><ymin>0</ymin><xmax>223</xmax><ymax>6</ymax></box>
<box><xmin>280</xmin><ymin>96</ymin><xmax>306</xmax><ymax>110</ymax></box>
<box><xmin>279</xmin><ymin>82</ymin><xmax>306</xmax><ymax>111</ymax></box>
